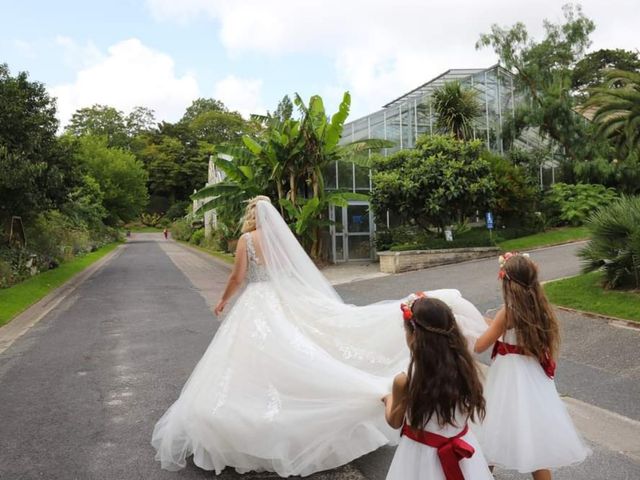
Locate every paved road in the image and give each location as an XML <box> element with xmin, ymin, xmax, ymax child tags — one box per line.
<box><xmin>0</xmin><ymin>236</ymin><xmax>638</xmax><ymax>480</ymax></box>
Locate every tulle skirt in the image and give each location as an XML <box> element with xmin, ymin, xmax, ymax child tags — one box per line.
<box><xmin>475</xmin><ymin>353</ymin><xmax>591</xmax><ymax>472</ymax></box>
<box><xmin>151</xmin><ymin>283</ymin><xmax>487</xmax><ymax>476</ymax></box>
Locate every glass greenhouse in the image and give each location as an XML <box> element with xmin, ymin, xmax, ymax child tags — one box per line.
<box><xmin>326</xmin><ymin>64</ymin><xmax>539</xmax><ymax>262</ymax></box>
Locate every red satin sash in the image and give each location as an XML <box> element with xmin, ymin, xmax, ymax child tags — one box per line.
<box><xmin>401</xmin><ymin>423</ymin><xmax>474</xmax><ymax>480</ymax></box>
<box><xmin>491</xmin><ymin>340</ymin><xmax>556</xmax><ymax>379</ymax></box>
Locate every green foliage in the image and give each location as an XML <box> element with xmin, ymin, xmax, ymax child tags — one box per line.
<box><xmin>476</xmin><ymin>4</ymin><xmax>596</xmax><ymax>168</ymax></box>
<box><xmin>61</xmin><ymin>175</ymin><xmax>107</xmax><ymax>230</ymax></box>
<box><xmin>165</xmin><ymin>201</ymin><xmax>190</xmax><ymax>220</ymax></box>
<box><xmin>140</xmin><ymin>212</ymin><xmax>162</xmax><ymax>227</ymax></box>
<box><xmin>371</xmin><ymin>135</ymin><xmax>496</xmax><ymax>233</ymax></box>
<box><xmin>190</xmin><ymin>228</ymin><xmax>205</xmax><ymax>246</ymax></box>
<box><xmin>74</xmin><ymin>136</ymin><xmax>149</xmax><ymax>224</ymax></box>
<box><xmin>572</xmin><ymin>49</ymin><xmax>640</xmax><ymax>98</ymax></box>
<box><xmin>579</xmin><ymin>196</ymin><xmax>640</xmax><ymax>289</ymax></box>
<box><xmin>193</xmin><ymin>91</ymin><xmax>388</xmax><ymax>260</ymax></box>
<box><xmin>170</xmin><ymin>218</ymin><xmax>194</xmax><ymax>242</ymax></box>
<box><xmin>586</xmin><ymin>69</ymin><xmax>640</xmax><ymax>159</ymax></box>
<box><xmin>543</xmin><ymin>183</ymin><xmax>618</xmax><ymax>227</ymax></box>
<box><xmin>545</xmin><ymin>272</ymin><xmax>640</xmax><ymax>322</ymax></box>
<box><xmin>66</xmin><ymin>104</ymin><xmax>156</xmax><ymax>148</ymax></box>
<box><xmin>483</xmin><ymin>151</ymin><xmax>541</xmax><ymax>228</ymax></box>
<box><xmin>0</xmin><ymin>63</ymin><xmax>80</xmax><ymax>224</ymax></box>
<box><xmin>431</xmin><ymin>81</ymin><xmax>481</xmax><ymax>140</ymax></box>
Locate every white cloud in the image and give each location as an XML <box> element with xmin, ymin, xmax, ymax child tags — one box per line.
<box><xmin>55</xmin><ymin>36</ymin><xmax>104</xmax><ymax>69</ymax></box>
<box><xmin>50</xmin><ymin>38</ymin><xmax>199</xmax><ymax>127</ymax></box>
<box><xmin>146</xmin><ymin>0</ymin><xmax>640</xmax><ymax>118</ymax></box>
<box><xmin>213</xmin><ymin>75</ymin><xmax>265</xmax><ymax>118</ymax></box>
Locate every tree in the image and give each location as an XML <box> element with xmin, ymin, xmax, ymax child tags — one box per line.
<box><xmin>572</xmin><ymin>49</ymin><xmax>640</xmax><ymax>98</ymax></box>
<box><xmin>586</xmin><ymin>69</ymin><xmax>640</xmax><ymax>158</ymax></box>
<box><xmin>431</xmin><ymin>81</ymin><xmax>481</xmax><ymax>140</ymax></box>
<box><xmin>73</xmin><ymin>136</ymin><xmax>148</xmax><ymax>224</ymax></box>
<box><xmin>193</xmin><ymin>92</ymin><xmax>387</xmax><ymax>259</ymax></box>
<box><xmin>0</xmin><ymin>63</ymin><xmax>80</xmax><ymax>225</ymax></box>
<box><xmin>126</xmin><ymin>106</ymin><xmax>156</xmax><ymax>137</ymax></box>
<box><xmin>371</xmin><ymin>135</ymin><xmax>496</xmax><ymax>233</ymax></box>
<box><xmin>476</xmin><ymin>3</ymin><xmax>595</xmax><ymax>167</ymax></box>
<box><xmin>67</xmin><ymin>104</ymin><xmax>129</xmax><ymax>147</ymax></box>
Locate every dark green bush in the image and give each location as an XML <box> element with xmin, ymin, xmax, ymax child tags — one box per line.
<box><xmin>580</xmin><ymin>196</ymin><xmax>640</xmax><ymax>289</ymax></box>
<box><xmin>165</xmin><ymin>201</ymin><xmax>190</xmax><ymax>221</ymax></box>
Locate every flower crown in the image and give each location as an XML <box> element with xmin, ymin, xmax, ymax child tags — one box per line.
<box><xmin>498</xmin><ymin>251</ymin><xmax>530</xmax><ymax>283</ymax></box>
<box><xmin>400</xmin><ymin>292</ymin><xmax>454</xmax><ymax>336</ymax></box>
<box><xmin>400</xmin><ymin>292</ymin><xmax>426</xmax><ymax>321</ymax></box>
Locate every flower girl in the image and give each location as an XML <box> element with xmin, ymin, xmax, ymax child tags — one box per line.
<box><xmin>474</xmin><ymin>252</ymin><xmax>590</xmax><ymax>479</ymax></box>
<box><xmin>384</xmin><ymin>294</ymin><xmax>493</xmax><ymax>480</ymax></box>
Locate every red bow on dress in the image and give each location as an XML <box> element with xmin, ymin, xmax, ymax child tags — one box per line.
<box><xmin>402</xmin><ymin>423</ymin><xmax>474</xmax><ymax>480</ymax></box>
<box><xmin>491</xmin><ymin>340</ymin><xmax>556</xmax><ymax>379</ymax></box>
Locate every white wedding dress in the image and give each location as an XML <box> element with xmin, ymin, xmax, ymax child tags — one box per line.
<box><xmin>151</xmin><ymin>201</ymin><xmax>487</xmax><ymax>476</ymax></box>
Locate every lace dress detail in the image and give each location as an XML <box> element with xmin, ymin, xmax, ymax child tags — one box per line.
<box><xmin>245</xmin><ymin>233</ymin><xmax>269</xmax><ymax>282</ymax></box>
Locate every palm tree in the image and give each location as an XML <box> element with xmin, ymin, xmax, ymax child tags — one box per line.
<box><xmin>431</xmin><ymin>81</ymin><xmax>481</xmax><ymax>140</ymax></box>
<box><xmin>586</xmin><ymin>69</ymin><xmax>640</xmax><ymax>158</ymax></box>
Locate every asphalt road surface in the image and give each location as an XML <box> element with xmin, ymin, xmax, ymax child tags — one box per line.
<box><xmin>0</xmin><ymin>236</ymin><xmax>638</xmax><ymax>480</ymax></box>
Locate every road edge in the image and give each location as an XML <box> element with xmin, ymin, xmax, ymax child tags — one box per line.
<box><xmin>0</xmin><ymin>244</ymin><xmax>124</xmax><ymax>355</ymax></box>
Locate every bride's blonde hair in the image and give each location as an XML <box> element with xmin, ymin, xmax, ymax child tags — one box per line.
<box><xmin>241</xmin><ymin>195</ymin><xmax>271</xmax><ymax>233</ymax></box>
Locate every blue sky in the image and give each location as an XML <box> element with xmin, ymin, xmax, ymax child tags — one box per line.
<box><xmin>1</xmin><ymin>1</ymin><xmax>638</xmax><ymax>126</ymax></box>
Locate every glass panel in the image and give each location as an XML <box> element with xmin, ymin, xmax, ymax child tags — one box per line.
<box><xmin>333</xmin><ymin>206</ymin><xmax>343</xmax><ymax>233</ymax></box>
<box><xmin>347</xmin><ymin>204</ymin><xmax>370</xmax><ymax>233</ymax></box>
<box><xmin>348</xmin><ymin>235</ymin><xmax>371</xmax><ymax>260</ymax></box>
<box><xmin>338</xmin><ymin>161</ymin><xmax>354</xmax><ymax>190</ymax></box>
<box><xmin>354</xmin><ymin>165</ymin><xmax>370</xmax><ymax>191</ymax></box>
<box><xmin>324</xmin><ymin>162</ymin><xmax>337</xmax><ymax>190</ymax></box>
<box><xmin>335</xmin><ymin>235</ymin><xmax>344</xmax><ymax>262</ymax></box>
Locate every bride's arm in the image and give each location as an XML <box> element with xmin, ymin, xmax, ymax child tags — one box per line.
<box><xmin>214</xmin><ymin>235</ymin><xmax>248</xmax><ymax>316</ymax></box>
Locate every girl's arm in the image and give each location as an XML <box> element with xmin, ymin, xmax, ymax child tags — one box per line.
<box><xmin>214</xmin><ymin>235</ymin><xmax>249</xmax><ymax>316</ymax></box>
<box><xmin>474</xmin><ymin>306</ymin><xmax>507</xmax><ymax>354</ymax></box>
<box><xmin>382</xmin><ymin>373</ymin><xmax>408</xmax><ymax>429</ymax></box>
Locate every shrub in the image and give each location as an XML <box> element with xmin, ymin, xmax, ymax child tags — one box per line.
<box><xmin>165</xmin><ymin>201</ymin><xmax>190</xmax><ymax>221</ymax></box>
<box><xmin>190</xmin><ymin>228</ymin><xmax>205</xmax><ymax>246</ymax></box>
<box><xmin>483</xmin><ymin>151</ymin><xmax>542</xmax><ymax>229</ymax></box>
<box><xmin>543</xmin><ymin>183</ymin><xmax>618</xmax><ymax>227</ymax></box>
<box><xmin>580</xmin><ymin>196</ymin><xmax>640</xmax><ymax>289</ymax></box>
<box><xmin>170</xmin><ymin>219</ymin><xmax>193</xmax><ymax>242</ymax></box>
<box><xmin>371</xmin><ymin>135</ymin><xmax>496</xmax><ymax>234</ymax></box>
<box><xmin>140</xmin><ymin>212</ymin><xmax>162</xmax><ymax>227</ymax></box>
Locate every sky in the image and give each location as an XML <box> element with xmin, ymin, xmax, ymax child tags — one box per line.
<box><xmin>1</xmin><ymin>0</ymin><xmax>638</xmax><ymax>127</ymax></box>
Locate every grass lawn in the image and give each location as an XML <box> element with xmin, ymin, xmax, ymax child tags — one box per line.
<box><xmin>177</xmin><ymin>241</ymin><xmax>234</xmax><ymax>265</ymax></box>
<box><xmin>498</xmin><ymin>226</ymin><xmax>590</xmax><ymax>252</ymax></box>
<box><xmin>0</xmin><ymin>243</ymin><xmax>120</xmax><ymax>327</ymax></box>
<box><xmin>545</xmin><ymin>271</ymin><xmax>640</xmax><ymax>322</ymax></box>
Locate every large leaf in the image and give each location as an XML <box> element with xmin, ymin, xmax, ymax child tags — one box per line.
<box><xmin>325</xmin><ymin>92</ymin><xmax>351</xmax><ymax>150</ymax></box>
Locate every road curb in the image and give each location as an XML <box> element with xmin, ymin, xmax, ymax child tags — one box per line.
<box><xmin>0</xmin><ymin>244</ymin><xmax>124</xmax><ymax>355</ymax></box>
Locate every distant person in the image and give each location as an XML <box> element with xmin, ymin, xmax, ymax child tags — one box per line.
<box><xmin>474</xmin><ymin>252</ymin><xmax>591</xmax><ymax>480</ymax></box>
<box><xmin>383</xmin><ymin>295</ymin><xmax>493</xmax><ymax>480</ymax></box>
<box><xmin>163</xmin><ymin>228</ymin><xmax>168</xmax><ymax>240</ymax></box>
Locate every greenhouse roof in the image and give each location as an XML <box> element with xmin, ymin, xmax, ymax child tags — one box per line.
<box><xmin>382</xmin><ymin>64</ymin><xmax>510</xmax><ymax>109</ymax></box>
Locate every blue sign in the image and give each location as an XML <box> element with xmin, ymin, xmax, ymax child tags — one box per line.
<box><xmin>485</xmin><ymin>212</ymin><xmax>494</xmax><ymax>230</ymax></box>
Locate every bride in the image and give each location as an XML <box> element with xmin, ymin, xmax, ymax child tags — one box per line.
<box><xmin>151</xmin><ymin>195</ymin><xmax>487</xmax><ymax>476</ymax></box>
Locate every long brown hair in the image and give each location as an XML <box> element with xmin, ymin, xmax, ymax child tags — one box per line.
<box><xmin>502</xmin><ymin>255</ymin><xmax>560</xmax><ymax>360</ymax></box>
<box><xmin>405</xmin><ymin>297</ymin><xmax>485</xmax><ymax>429</ymax></box>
